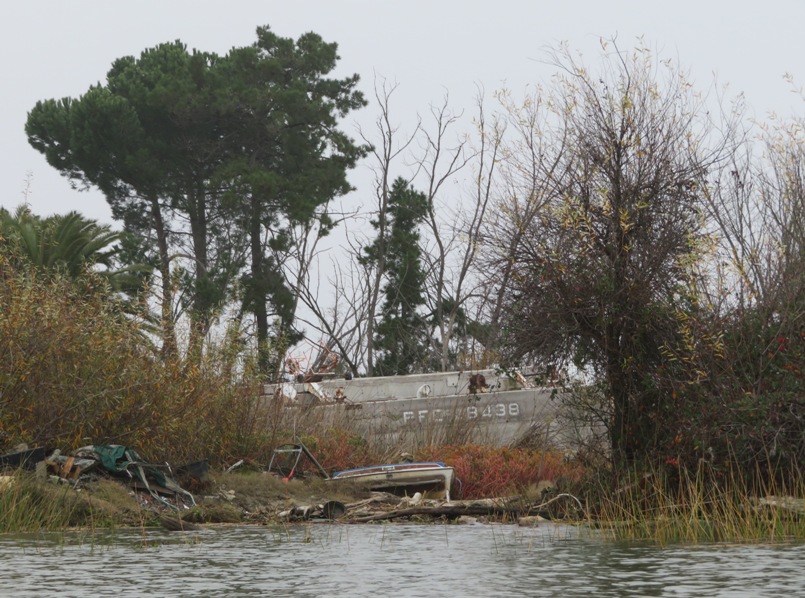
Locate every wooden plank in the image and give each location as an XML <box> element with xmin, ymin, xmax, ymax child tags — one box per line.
<box><xmin>61</xmin><ymin>456</ymin><xmax>75</xmax><ymax>478</ymax></box>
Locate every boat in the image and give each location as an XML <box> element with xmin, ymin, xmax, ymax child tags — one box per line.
<box><xmin>266</xmin><ymin>368</ymin><xmax>589</xmax><ymax>449</ymax></box>
<box><xmin>331</xmin><ymin>461</ymin><xmax>454</xmax><ymax>502</ymax></box>
<box><xmin>0</xmin><ymin>446</ymin><xmax>47</xmax><ymax>470</ymax></box>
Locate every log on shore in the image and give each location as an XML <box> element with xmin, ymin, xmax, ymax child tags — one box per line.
<box><xmin>159</xmin><ymin>514</ymin><xmax>203</xmax><ymax>531</ymax></box>
<box><xmin>344</xmin><ymin>503</ymin><xmax>546</xmax><ymax>523</ymax></box>
<box><xmin>342</xmin><ymin>493</ymin><xmax>584</xmax><ymax>523</ymax></box>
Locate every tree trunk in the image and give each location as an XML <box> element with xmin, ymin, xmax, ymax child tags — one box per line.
<box><xmin>187</xmin><ymin>186</ymin><xmax>209</xmax><ymax>364</ymax></box>
<box><xmin>249</xmin><ymin>195</ymin><xmax>271</xmax><ymax>378</ymax></box>
<box><xmin>149</xmin><ymin>195</ymin><xmax>177</xmax><ymax>360</ymax></box>
<box><xmin>606</xmin><ymin>322</ymin><xmax>635</xmax><ymax>465</ymax></box>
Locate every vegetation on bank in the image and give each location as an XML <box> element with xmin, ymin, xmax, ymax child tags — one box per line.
<box><xmin>4</xmin><ymin>455</ymin><xmax>805</xmax><ymax>547</ymax></box>
<box><xmin>593</xmin><ymin>464</ymin><xmax>805</xmax><ymax>545</ymax></box>
<box><xmin>3</xmin><ymin>223</ymin><xmax>805</xmax><ymax>543</ymax></box>
<box><xmin>3</xmin><ymin>30</ymin><xmax>805</xmax><ymax>544</ymax></box>
<box><xmin>0</xmin><ymin>472</ymin><xmax>150</xmax><ymax>533</ymax></box>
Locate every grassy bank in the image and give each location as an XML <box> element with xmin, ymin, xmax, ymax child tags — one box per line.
<box><xmin>3</xmin><ymin>250</ymin><xmax>805</xmax><ymax>544</ymax></box>
<box><xmin>3</xmin><ymin>451</ymin><xmax>805</xmax><ymax>545</ymax></box>
<box><xmin>0</xmin><ymin>471</ymin><xmax>147</xmax><ymax>532</ymax></box>
<box><xmin>0</xmin><ymin>467</ymin><xmax>369</xmax><ymax>533</ymax></box>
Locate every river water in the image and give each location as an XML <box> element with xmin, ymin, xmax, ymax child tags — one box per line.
<box><xmin>2</xmin><ymin>523</ymin><xmax>804</xmax><ymax>597</ymax></box>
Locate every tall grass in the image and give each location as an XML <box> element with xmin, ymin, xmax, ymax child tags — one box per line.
<box><xmin>0</xmin><ymin>473</ymin><xmax>80</xmax><ymax>532</ymax></box>
<box><xmin>595</xmin><ymin>462</ymin><xmax>805</xmax><ymax>545</ymax></box>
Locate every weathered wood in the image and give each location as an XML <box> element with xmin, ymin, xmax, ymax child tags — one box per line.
<box><xmin>344</xmin><ymin>504</ymin><xmax>538</xmax><ymax>523</ymax></box>
<box><xmin>61</xmin><ymin>456</ymin><xmax>75</xmax><ymax>478</ymax></box>
<box><xmin>754</xmin><ymin>496</ymin><xmax>805</xmax><ymax>516</ymax></box>
<box><xmin>159</xmin><ymin>514</ymin><xmax>202</xmax><ymax>531</ymax></box>
<box><xmin>342</xmin><ymin>493</ymin><xmax>584</xmax><ymax>523</ymax></box>
<box><xmin>344</xmin><ymin>492</ymin><xmax>401</xmax><ymax>511</ymax></box>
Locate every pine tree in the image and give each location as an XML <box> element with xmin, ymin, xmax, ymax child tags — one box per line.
<box><xmin>364</xmin><ymin>178</ymin><xmax>431</xmax><ymax>375</ymax></box>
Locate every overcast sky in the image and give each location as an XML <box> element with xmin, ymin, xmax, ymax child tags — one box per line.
<box><xmin>3</xmin><ymin>0</ymin><xmax>804</xmax><ymax>225</ymax></box>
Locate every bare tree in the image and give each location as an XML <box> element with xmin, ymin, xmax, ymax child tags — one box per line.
<box><xmin>290</xmin><ymin>219</ymin><xmax>376</xmax><ymax>375</ymax></box>
<box><xmin>415</xmin><ymin>92</ymin><xmax>497</xmax><ymax>371</ymax></box>
<box><xmin>483</xmin><ymin>40</ymin><xmax>740</xmax><ymax>461</ymax></box>
<box><xmin>292</xmin><ymin>80</ymin><xmax>509</xmax><ymax>376</ymax></box>
<box><xmin>353</xmin><ymin>77</ymin><xmax>423</xmax><ymax>375</ymax></box>
<box><xmin>276</xmin><ymin>77</ymin><xmax>421</xmax><ymax>376</ymax></box>
<box><xmin>474</xmin><ymin>86</ymin><xmax>562</xmax><ymax>358</ymax></box>
<box><xmin>705</xmin><ymin>102</ymin><xmax>805</xmax><ymax>391</ymax></box>
<box><xmin>361</xmin><ymin>85</ymin><xmax>499</xmax><ymax>373</ymax></box>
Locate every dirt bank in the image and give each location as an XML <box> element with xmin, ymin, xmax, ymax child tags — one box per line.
<box><xmin>3</xmin><ymin>468</ymin><xmax>579</xmax><ymax>532</ymax></box>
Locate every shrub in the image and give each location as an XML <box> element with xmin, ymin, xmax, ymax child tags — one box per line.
<box><xmin>418</xmin><ymin>444</ymin><xmax>584</xmax><ymax>499</ymax></box>
<box><xmin>0</xmin><ymin>251</ymin><xmax>273</xmax><ymax>468</ymax></box>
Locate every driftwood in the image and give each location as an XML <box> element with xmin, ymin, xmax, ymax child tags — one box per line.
<box><xmin>159</xmin><ymin>514</ymin><xmax>203</xmax><ymax>531</ymax></box>
<box><xmin>344</xmin><ymin>492</ymin><xmax>401</xmax><ymax>511</ymax></box>
<box><xmin>345</xmin><ymin>504</ymin><xmax>528</xmax><ymax>523</ymax></box>
<box><xmin>754</xmin><ymin>496</ymin><xmax>805</xmax><ymax>517</ymax></box>
<box><xmin>343</xmin><ymin>493</ymin><xmax>584</xmax><ymax>523</ymax></box>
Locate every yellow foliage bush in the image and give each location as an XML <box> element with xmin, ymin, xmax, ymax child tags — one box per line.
<box><xmin>0</xmin><ymin>253</ymin><xmax>271</xmax><ymax>466</ymax></box>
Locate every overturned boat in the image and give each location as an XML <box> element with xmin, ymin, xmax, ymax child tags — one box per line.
<box><xmin>0</xmin><ymin>446</ymin><xmax>47</xmax><ymax>471</ymax></box>
<box><xmin>331</xmin><ymin>461</ymin><xmax>454</xmax><ymax>502</ymax></box>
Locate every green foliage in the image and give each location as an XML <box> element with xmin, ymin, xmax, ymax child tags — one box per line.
<box><xmin>364</xmin><ymin>178</ymin><xmax>432</xmax><ymax>375</ymax></box>
<box><xmin>0</xmin><ymin>474</ymin><xmax>81</xmax><ymax>532</ymax></box>
<box><xmin>216</xmin><ymin>26</ymin><xmax>367</xmax><ymax>376</ymax></box>
<box><xmin>647</xmin><ymin>305</ymin><xmax>805</xmax><ymax>483</ymax></box>
<box><xmin>26</xmin><ymin>41</ymin><xmax>228</xmax><ymax>357</ymax></box>
<box><xmin>0</xmin><ymin>205</ymin><xmax>150</xmax><ymax>295</ymax></box>
<box><xmin>25</xmin><ymin>26</ymin><xmax>367</xmax><ymax>369</ymax></box>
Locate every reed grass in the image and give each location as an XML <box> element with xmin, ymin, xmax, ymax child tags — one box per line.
<box><xmin>0</xmin><ymin>472</ymin><xmax>80</xmax><ymax>532</ymax></box>
<box><xmin>0</xmin><ymin>471</ymin><xmax>151</xmax><ymax>533</ymax></box>
<box><xmin>595</xmin><ymin>462</ymin><xmax>805</xmax><ymax>545</ymax></box>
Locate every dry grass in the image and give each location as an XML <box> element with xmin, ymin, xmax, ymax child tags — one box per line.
<box><xmin>0</xmin><ymin>473</ymin><xmax>147</xmax><ymax>532</ymax></box>
<box><xmin>595</xmin><ymin>464</ymin><xmax>805</xmax><ymax>545</ymax></box>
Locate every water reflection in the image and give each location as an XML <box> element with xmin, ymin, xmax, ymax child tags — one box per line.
<box><xmin>1</xmin><ymin>523</ymin><xmax>804</xmax><ymax>597</ymax></box>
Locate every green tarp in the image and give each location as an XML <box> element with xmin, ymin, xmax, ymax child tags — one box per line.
<box><xmin>76</xmin><ymin>444</ymin><xmax>195</xmax><ymax>508</ymax></box>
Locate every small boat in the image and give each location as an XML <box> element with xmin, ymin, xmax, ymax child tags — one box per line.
<box><xmin>0</xmin><ymin>446</ymin><xmax>47</xmax><ymax>470</ymax></box>
<box><xmin>331</xmin><ymin>461</ymin><xmax>454</xmax><ymax>502</ymax></box>
<box><xmin>175</xmin><ymin>459</ymin><xmax>210</xmax><ymax>481</ymax></box>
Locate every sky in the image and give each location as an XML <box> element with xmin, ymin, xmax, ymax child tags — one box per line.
<box><xmin>3</xmin><ymin>0</ymin><xmax>805</xmax><ymax>225</ymax></box>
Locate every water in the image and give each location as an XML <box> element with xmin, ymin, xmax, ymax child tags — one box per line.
<box><xmin>2</xmin><ymin>523</ymin><xmax>804</xmax><ymax>597</ymax></box>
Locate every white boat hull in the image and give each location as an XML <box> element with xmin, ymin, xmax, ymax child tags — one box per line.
<box><xmin>331</xmin><ymin>463</ymin><xmax>454</xmax><ymax>501</ymax></box>
<box><xmin>266</xmin><ymin>369</ymin><xmax>597</xmax><ymax>450</ymax></box>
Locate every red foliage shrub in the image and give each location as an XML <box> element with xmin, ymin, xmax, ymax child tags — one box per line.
<box><xmin>417</xmin><ymin>444</ymin><xmax>585</xmax><ymax>499</ymax></box>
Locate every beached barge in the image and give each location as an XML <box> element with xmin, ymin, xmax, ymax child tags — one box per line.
<box><xmin>267</xmin><ymin>369</ymin><xmax>586</xmax><ymax>448</ymax></box>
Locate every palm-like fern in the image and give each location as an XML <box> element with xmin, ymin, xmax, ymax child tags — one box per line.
<box><xmin>0</xmin><ymin>206</ymin><xmax>159</xmax><ymax>351</ymax></box>
<box><xmin>0</xmin><ymin>205</ymin><xmax>151</xmax><ymax>291</ymax></box>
